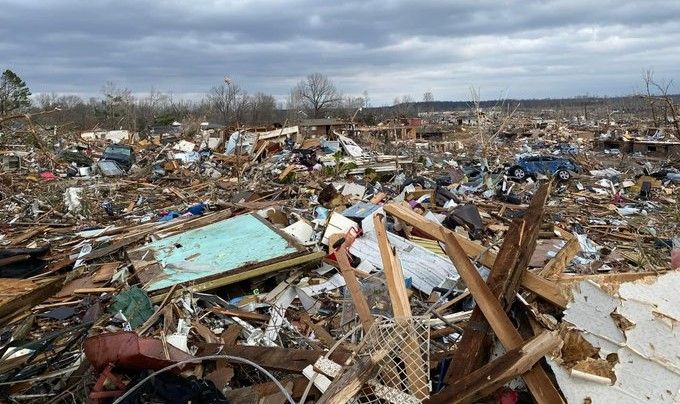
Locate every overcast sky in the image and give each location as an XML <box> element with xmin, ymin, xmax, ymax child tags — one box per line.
<box><xmin>2</xmin><ymin>0</ymin><xmax>679</xmax><ymax>104</ymax></box>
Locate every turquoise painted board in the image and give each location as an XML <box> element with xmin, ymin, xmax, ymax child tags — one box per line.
<box><xmin>140</xmin><ymin>214</ymin><xmax>300</xmax><ymax>292</ymax></box>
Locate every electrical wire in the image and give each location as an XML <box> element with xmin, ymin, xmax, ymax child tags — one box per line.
<box><xmin>112</xmin><ymin>354</ymin><xmax>294</xmax><ymax>404</ymax></box>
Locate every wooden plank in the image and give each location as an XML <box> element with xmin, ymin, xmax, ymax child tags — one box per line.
<box><xmin>369</xmin><ymin>192</ymin><xmax>387</xmax><ymax>204</ymax></box>
<box><xmin>386</xmin><ymin>202</ymin><xmax>564</xmax><ymax>404</ymax></box>
<box><xmin>557</xmin><ymin>271</ymin><xmax>662</xmax><ymax>284</ymax></box>
<box><xmin>430</xmin><ymin>331</ymin><xmax>561</xmax><ymax>404</ymax></box>
<box><xmin>538</xmin><ymin>236</ymin><xmax>580</xmax><ymax>278</ymax></box>
<box><xmin>208</xmin><ymin>307</ymin><xmax>270</xmax><ymax>322</ymax></box>
<box><xmin>335</xmin><ymin>245</ymin><xmax>375</xmax><ymax>332</ymax></box>
<box><xmin>317</xmin><ymin>349</ymin><xmax>389</xmax><ymax>404</ymax></box>
<box><xmin>448</xmin><ymin>184</ymin><xmax>552</xmax><ymax>384</ymax></box>
<box><xmin>445</xmin><ymin>215</ymin><xmax>526</xmax><ymax>382</ymax></box>
<box><xmin>0</xmin><ymin>277</ymin><xmax>62</xmax><ymax>317</ymax></box>
<box><xmin>521</xmin><ymin>272</ymin><xmax>568</xmax><ymax>309</ymax></box>
<box><xmin>0</xmin><ymin>254</ymin><xmax>31</xmax><ymax>266</ymax></box>
<box><xmin>373</xmin><ymin>214</ymin><xmax>427</xmax><ymax>400</ymax></box>
<box><xmin>433</xmin><ymin>290</ymin><xmax>470</xmax><ymax>315</ymax></box>
<box><xmin>373</xmin><ymin>214</ymin><xmax>412</xmax><ymax>318</ymax></box>
<box><xmin>384</xmin><ymin>203</ymin><xmax>496</xmax><ymax>268</ymax></box>
<box><xmin>138</xmin><ymin>284</ymin><xmax>179</xmax><ymax>336</ymax></box>
<box><xmin>9</xmin><ymin>226</ymin><xmax>47</xmax><ymax>245</ymax></box>
<box><xmin>220</xmin><ymin>345</ymin><xmax>350</xmax><ymax>374</ymax></box>
<box><xmin>499</xmin><ymin>182</ymin><xmax>551</xmax><ymax>308</ymax></box>
<box><xmin>385</xmin><ymin>203</ymin><xmax>566</xmax><ymax>308</ymax></box>
<box><xmin>73</xmin><ymin>287</ymin><xmax>117</xmax><ymax>294</ymax></box>
<box><xmin>92</xmin><ymin>262</ymin><xmax>119</xmax><ymax>283</ymax></box>
<box><xmin>278</xmin><ymin>164</ymin><xmax>295</xmax><ymax>181</ymax></box>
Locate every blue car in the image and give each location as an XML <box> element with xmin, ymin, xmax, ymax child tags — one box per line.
<box><xmin>508</xmin><ymin>155</ymin><xmax>581</xmax><ymax>181</ymax></box>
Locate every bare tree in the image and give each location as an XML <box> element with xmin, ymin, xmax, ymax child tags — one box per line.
<box><xmin>207</xmin><ymin>82</ymin><xmax>250</xmax><ymax>126</ymax></box>
<box><xmin>392</xmin><ymin>95</ymin><xmax>414</xmax><ymax>117</ymax></box>
<box><xmin>136</xmin><ymin>87</ymin><xmax>170</xmax><ymax>129</ymax></box>
<box><xmin>362</xmin><ymin>90</ymin><xmax>370</xmax><ymax>108</ymax></box>
<box><xmin>99</xmin><ymin>81</ymin><xmax>135</xmax><ymax>129</ymax></box>
<box><xmin>249</xmin><ymin>92</ymin><xmax>277</xmax><ymax>124</ymax></box>
<box><xmin>642</xmin><ymin>69</ymin><xmax>659</xmax><ymax>126</ymax></box>
<box><xmin>285</xmin><ymin>89</ymin><xmax>305</xmax><ymax>122</ymax></box>
<box><xmin>208</xmin><ymin>83</ymin><xmax>236</xmax><ymax>124</ymax></box>
<box><xmin>641</xmin><ymin>69</ymin><xmax>680</xmax><ymax>138</ymax></box>
<box><xmin>293</xmin><ymin>73</ymin><xmax>341</xmax><ymax>118</ymax></box>
<box><xmin>423</xmin><ymin>91</ymin><xmax>434</xmax><ymax>102</ymax></box>
<box><xmin>469</xmin><ymin>87</ymin><xmax>519</xmax><ymax>167</ymax></box>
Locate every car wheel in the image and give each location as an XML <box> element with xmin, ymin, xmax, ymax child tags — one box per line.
<box><xmin>556</xmin><ymin>169</ymin><xmax>571</xmax><ymax>181</ymax></box>
<box><xmin>512</xmin><ymin>167</ymin><xmax>526</xmax><ymax>179</ymax></box>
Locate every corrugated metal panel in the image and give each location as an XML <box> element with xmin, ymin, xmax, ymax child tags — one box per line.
<box><xmin>410</xmin><ymin>236</ymin><xmax>446</xmax><ymax>256</ymax></box>
<box><xmin>350</xmin><ymin>227</ymin><xmax>459</xmax><ymax>295</ymax></box>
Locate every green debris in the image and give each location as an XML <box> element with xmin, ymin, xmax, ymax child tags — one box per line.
<box><xmin>107</xmin><ymin>286</ymin><xmax>154</xmax><ymax>329</ymax></box>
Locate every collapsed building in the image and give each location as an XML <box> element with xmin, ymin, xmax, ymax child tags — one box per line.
<box><xmin>0</xmin><ymin>107</ymin><xmax>679</xmax><ymax>403</ymax></box>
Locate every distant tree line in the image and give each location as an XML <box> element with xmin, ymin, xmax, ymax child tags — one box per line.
<box><xmin>1</xmin><ymin>68</ymin><xmax>678</xmax><ymax>135</ymax></box>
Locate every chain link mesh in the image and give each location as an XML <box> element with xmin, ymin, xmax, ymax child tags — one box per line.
<box><xmin>350</xmin><ymin>316</ymin><xmax>431</xmax><ymax>403</ymax></box>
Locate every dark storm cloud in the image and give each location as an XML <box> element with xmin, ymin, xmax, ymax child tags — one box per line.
<box><xmin>1</xmin><ymin>0</ymin><xmax>679</xmax><ymax>102</ymax></box>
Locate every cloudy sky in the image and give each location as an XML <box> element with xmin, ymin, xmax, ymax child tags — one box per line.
<box><xmin>2</xmin><ymin>0</ymin><xmax>679</xmax><ymax>104</ymax></box>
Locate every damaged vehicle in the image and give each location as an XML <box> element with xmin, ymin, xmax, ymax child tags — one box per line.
<box><xmin>508</xmin><ymin>154</ymin><xmax>581</xmax><ymax>181</ymax></box>
<box><xmin>97</xmin><ymin>144</ymin><xmax>136</xmax><ymax>176</ymax></box>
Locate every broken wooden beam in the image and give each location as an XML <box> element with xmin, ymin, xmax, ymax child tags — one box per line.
<box><xmin>384</xmin><ymin>188</ymin><xmax>567</xmax><ymax>311</ymax></box>
<box><xmin>373</xmin><ymin>214</ymin><xmax>428</xmax><ymax>400</ymax></box>
<box><xmin>385</xmin><ymin>196</ymin><xmax>565</xmax><ymax>404</ymax></box>
<box><xmin>316</xmin><ymin>349</ymin><xmax>389</xmax><ymax>404</ymax></box>
<box><xmin>538</xmin><ymin>236</ymin><xmax>580</xmax><ymax>278</ymax></box>
<box><xmin>430</xmin><ymin>331</ymin><xmax>561</xmax><ymax>404</ymax></box>
<box><xmin>335</xmin><ymin>241</ymin><xmax>375</xmax><ymax>332</ymax></box>
<box><xmin>220</xmin><ymin>345</ymin><xmax>351</xmax><ymax>374</ymax></box>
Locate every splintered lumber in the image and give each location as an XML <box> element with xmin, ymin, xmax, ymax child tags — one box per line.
<box><xmin>373</xmin><ymin>214</ymin><xmax>412</xmax><ymax>318</ymax></box>
<box><xmin>432</xmin><ymin>331</ymin><xmax>561</xmax><ymax>404</ymax></box>
<box><xmin>373</xmin><ymin>214</ymin><xmax>428</xmax><ymax>400</ymax></box>
<box><xmin>278</xmin><ymin>164</ymin><xmax>295</xmax><ymax>180</ymax></box>
<box><xmin>437</xmin><ymin>231</ymin><xmax>564</xmax><ymax>404</ymax></box>
<box><xmin>499</xmin><ymin>182</ymin><xmax>551</xmax><ymax>307</ymax></box>
<box><xmin>538</xmin><ymin>236</ymin><xmax>580</xmax><ymax>278</ymax></box>
<box><xmin>219</xmin><ymin>345</ymin><xmax>350</xmax><ymax>373</ymax></box>
<box><xmin>300</xmin><ymin>313</ymin><xmax>358</xmax><ymax>352</ymax></box>
<box><xmin>383</xmin><ymin>202</ymin><xmax>565</xmax><ymax>308</ymax></box>
<box><xmin>384</xmin><ymin>198</ymin><xmax>564</xmax><ymax>404</ymax></box>
<box><xmin>445</xmin><ymin>215</ymin><xmax>526</xmax><ymax>382</ymax></box>
<box><xmin>317</xmin><ymin>349</ymin><xmax>389</xmax><ymax>404</ymax></box>
<box><xmin>446</xmin><ymin>183</ymin><xmax>551</xmax><ymax>383</ymax></box>
<box><xmin>521</xmin><ymin>271</ymin><xmax>568</xmax><ymax>308</ymax></box>
<box><xmin>0</xmin><ymin>276</ymin><xmax>65</xmax><ymax>320</ymax></box>
<box><xmin>9</xmin><ymin>225</ymin><xmax>47</xmax><ymax>245</ymax></box>
<box><xmin>313</xmin><ymin>357</ymin><xmax>420</xmax><ymax>404</ymax></box>
<box><xmin>335</xmin><ymin>242</ymin><xmax>374</xmax><ymax>332</ymax></box>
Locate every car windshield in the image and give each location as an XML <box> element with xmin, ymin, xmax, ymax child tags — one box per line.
<box><xmin>105</xmin><ymin>146</ymin><xmax>131</xmax><ymax>156</ymax></box>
